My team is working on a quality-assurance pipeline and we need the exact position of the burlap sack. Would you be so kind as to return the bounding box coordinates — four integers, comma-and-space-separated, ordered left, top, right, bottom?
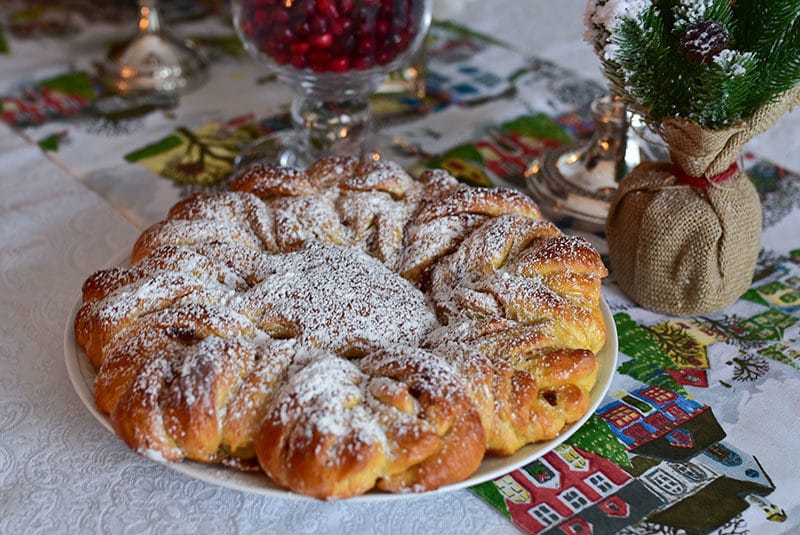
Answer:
606, 89, 800, 316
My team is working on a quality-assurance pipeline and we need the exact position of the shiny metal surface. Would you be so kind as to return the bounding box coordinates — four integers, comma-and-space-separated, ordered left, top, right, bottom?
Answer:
100, 0, 207, 96
526, 95, 658, 231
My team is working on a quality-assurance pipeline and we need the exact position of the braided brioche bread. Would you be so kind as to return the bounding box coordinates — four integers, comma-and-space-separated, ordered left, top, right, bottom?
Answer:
75, 158, 608, 499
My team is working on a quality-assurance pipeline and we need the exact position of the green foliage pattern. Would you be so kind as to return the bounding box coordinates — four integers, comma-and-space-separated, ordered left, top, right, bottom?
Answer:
590, 0, 800, 128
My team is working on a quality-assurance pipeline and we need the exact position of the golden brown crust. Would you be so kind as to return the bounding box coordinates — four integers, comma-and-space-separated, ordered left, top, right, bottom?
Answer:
132, 219, 262, 263
414, 186, 542, 224
74, 158, 608, 499
339, 160, 416, 200
305, 156, 363, 188
361, 348, 486, 493
228, 163, 318, 198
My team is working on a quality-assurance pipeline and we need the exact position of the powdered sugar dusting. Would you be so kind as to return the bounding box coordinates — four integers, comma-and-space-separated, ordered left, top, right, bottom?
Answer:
230, 243, 438, 355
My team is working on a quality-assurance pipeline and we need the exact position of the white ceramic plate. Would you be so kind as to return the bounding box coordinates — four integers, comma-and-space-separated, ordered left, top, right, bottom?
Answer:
65, 293, 617, 502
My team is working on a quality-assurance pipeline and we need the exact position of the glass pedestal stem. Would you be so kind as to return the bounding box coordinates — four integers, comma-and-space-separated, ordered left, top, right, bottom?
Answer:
291, 94, 372, 163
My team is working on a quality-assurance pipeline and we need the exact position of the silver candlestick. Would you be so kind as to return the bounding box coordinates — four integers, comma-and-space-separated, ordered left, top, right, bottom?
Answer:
100, 0, 207, 96
526, 94, 662, 231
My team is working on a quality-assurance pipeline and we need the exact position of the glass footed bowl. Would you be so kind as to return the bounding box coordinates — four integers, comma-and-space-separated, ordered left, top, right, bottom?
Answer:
231, 0, 432, 168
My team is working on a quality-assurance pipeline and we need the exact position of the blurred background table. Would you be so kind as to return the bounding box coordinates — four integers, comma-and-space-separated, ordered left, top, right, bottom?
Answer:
2, 1, 799, 534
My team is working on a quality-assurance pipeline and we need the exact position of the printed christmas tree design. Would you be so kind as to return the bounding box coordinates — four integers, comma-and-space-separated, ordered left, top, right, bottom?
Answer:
649, 321, 717, 369
471, 480, 513, 519
644, 319, 729, 388
726, 352, 770, 383
649, 323, 701, 366
566, 414, 632, 468
566, 414, 631, 467
614, 314, 686, 394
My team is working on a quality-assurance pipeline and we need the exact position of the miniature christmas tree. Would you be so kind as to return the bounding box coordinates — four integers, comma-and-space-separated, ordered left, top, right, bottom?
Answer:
586, 0, 800, 315
585, 0, 800, 128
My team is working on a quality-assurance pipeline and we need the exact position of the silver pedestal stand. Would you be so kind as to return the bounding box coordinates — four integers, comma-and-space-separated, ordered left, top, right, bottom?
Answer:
100, 0, 207, 96
526, 95, 662, 231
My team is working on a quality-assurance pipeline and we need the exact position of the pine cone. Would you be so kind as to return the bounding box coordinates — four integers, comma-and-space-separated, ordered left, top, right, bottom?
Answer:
678, 21, 731, 66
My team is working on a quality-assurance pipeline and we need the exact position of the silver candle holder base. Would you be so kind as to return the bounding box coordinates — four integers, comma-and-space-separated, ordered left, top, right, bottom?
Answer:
100, 1, 207, 96
526, 95, 662, 231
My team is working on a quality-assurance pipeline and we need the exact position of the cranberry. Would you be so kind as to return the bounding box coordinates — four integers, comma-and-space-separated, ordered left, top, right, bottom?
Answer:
291, 42, 310, 54
253, 8, 270, 25
356, 35, 375, 55
329, 17, 352, 36
295, 0, 316, 15
240, 0, 422, 73
395, 30, 409, 48
271, 8, 290, 23
378, 4, 392, 19
291, 18, 312, 36
330, 34, 356, 55
291, 54, 308, 69
273, 52, 290, 65
339, 0, 355, 14
316, 0, 339, 18
329, 57, 351, 71
277, 26, 294, 42
310, 32, 334, 48
310, 14, 329, 33
352, 56, 374, 70
308, 49, 332, 71
375, 48, 393, 65
375, 18, 390, 37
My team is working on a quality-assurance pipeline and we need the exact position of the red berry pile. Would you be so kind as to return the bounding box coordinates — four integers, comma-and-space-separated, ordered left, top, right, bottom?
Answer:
239, 0, 424, 73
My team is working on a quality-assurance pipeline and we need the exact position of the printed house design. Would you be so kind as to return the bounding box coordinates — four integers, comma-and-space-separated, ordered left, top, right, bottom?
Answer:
729, 308, 799, 343
596, 387, 777, 534
493, 444, 662, 534
639, 441, 777, 534
486, 385, 780, 535
598, 385, 726, 461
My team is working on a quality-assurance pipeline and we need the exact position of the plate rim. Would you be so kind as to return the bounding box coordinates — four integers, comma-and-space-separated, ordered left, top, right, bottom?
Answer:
64, 277, 617, 503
